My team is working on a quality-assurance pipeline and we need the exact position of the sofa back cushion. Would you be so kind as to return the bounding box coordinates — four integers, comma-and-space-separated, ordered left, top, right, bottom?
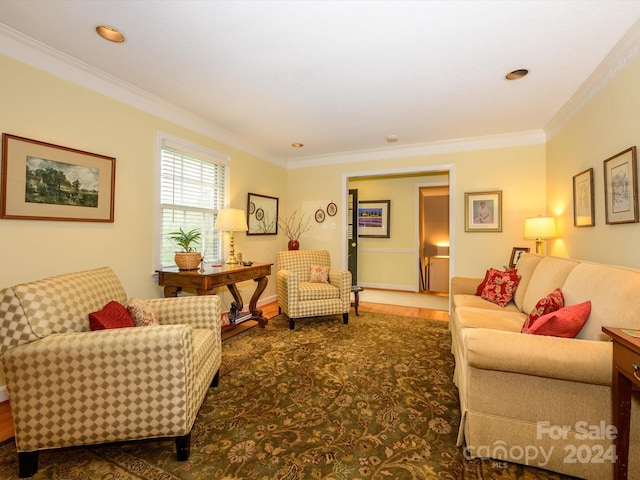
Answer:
563, 262, 640, 340
12, 267, 127, 338
513, 253, 544, 311
276, 250, 331, 281
521, 256, 579, 314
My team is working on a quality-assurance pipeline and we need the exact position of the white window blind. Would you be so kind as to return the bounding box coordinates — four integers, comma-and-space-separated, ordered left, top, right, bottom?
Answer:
158, 140, 228, 268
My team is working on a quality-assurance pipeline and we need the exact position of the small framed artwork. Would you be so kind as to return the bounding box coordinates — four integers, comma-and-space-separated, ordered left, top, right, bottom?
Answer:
464, 191, 502, 232
604, 146, 638, 225
509, 247, 530, 269
1, 133, 115, 222
573, 168, 595, 227
326, 201, 337, 216
246, 192, 278, 235
358, 200, 390, 238
315, 208, 325, 223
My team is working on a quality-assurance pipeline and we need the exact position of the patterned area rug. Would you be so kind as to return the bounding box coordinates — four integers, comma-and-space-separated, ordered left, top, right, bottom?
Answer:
0, 313, 575, 479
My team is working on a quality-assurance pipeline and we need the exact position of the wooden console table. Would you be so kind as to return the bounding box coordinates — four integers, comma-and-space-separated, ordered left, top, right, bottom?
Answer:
157, 263, 272, 338
602, 326, 640, 480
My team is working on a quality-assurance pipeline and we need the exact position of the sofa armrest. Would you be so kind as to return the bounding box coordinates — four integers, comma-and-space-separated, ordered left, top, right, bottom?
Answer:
329, 268, 352, 301
463, 328, 612, 386
146, 295, 221, 330
2, 325, 200, 451
451, 276, 483, 296
276, 269, 298, 305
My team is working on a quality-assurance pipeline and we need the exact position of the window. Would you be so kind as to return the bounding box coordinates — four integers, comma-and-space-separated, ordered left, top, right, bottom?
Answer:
156, 135, 229, 268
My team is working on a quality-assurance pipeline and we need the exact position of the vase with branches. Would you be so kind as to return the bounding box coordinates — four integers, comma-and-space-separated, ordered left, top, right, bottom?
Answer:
278, 211, 312, 250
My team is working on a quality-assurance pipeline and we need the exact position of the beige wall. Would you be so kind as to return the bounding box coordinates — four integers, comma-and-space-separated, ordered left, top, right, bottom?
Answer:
287, 143, 547, 281
546, 55, 640, 268
0, 55, 285, 307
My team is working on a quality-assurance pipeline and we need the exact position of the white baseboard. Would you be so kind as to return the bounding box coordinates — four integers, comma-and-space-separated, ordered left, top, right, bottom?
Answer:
257, 294, 277, 306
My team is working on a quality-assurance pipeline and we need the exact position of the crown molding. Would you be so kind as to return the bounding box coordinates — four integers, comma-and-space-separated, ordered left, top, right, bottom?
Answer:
545, 18, 640, 140
0, 24, 286, 168
286, 130, 546, 169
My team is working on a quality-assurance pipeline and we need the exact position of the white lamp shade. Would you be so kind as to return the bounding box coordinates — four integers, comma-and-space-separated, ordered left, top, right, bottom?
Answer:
523, 216, 556, 239
214, 208, 248, 232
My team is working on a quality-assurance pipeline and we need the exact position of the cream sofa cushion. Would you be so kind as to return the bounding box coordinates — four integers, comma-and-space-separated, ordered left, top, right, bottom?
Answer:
512, 253, 544, 310
521, 256, 579, 314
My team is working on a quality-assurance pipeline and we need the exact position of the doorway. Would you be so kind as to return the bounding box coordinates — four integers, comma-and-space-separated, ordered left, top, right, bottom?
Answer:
342, 166, 454, 294
419, 186, 450, 293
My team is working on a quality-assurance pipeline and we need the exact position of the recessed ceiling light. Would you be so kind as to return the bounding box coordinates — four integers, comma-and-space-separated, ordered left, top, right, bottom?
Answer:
505, 69, 529, 80
96, 25, 126, 43
292, 143, 304, 148
387, 135, 399, 143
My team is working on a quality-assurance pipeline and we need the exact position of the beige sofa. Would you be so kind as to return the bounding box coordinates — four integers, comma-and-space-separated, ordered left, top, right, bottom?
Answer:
0, 267, 221, 478
450, 253, 640, 479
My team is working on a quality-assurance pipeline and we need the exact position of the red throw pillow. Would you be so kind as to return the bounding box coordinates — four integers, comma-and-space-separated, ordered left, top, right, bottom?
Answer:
89, 301, 135, 330
480, 269, 521, 307
525, 301, 591, 338
475, 268, 497, 296
521, 288, 565, 333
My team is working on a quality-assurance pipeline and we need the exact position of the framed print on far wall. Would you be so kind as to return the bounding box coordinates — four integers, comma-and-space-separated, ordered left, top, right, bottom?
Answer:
573, 168, 595, 227
464, 191, 502, 232
358, 200, 390, 238
1, 133, 115, 222
604, 146, 639, 225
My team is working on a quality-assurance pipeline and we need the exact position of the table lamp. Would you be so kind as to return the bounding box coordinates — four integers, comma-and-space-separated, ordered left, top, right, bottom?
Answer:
214, 208, 248, 264
524, 216, 556, 255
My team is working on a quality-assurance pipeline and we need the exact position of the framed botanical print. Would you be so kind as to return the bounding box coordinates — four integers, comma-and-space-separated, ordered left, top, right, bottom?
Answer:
604, 146, 638, 225
573, 168, 595, 227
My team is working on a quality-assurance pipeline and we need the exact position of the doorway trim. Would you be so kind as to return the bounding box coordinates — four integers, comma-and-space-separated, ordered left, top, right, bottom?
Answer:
340, 164, 455, 288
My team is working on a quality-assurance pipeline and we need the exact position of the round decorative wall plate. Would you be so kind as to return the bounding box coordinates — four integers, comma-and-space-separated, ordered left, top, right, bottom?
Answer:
327, 202, 337, 216
315, 208, 325, 223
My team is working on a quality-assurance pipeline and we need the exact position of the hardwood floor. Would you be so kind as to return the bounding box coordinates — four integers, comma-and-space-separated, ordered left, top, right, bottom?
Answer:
0, 299, 448, 443
0, 401, 13, 443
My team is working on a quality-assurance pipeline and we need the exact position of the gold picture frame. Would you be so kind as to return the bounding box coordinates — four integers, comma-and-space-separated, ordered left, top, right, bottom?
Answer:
464, 191, 502, 232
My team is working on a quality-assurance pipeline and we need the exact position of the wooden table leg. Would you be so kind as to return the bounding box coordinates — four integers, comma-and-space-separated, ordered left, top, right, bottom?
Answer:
164, 285, 182, 297
613, 368, 632, 479
226, 283, 244, 311
250, 275, 269, 327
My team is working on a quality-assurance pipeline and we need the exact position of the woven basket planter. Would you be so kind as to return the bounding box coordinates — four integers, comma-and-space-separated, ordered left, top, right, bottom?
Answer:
174, 252, 202, 270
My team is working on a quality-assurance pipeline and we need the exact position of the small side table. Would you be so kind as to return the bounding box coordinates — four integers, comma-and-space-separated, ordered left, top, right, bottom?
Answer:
602, 326, 640, 480
351, 285, 364, 316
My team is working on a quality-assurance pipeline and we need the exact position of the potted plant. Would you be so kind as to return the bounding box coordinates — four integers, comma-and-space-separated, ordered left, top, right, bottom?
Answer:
168, 227, 202, 270
277, 211, 312, 250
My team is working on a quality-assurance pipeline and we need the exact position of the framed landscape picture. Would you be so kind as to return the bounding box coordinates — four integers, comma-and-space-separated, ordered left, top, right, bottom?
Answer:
357, 200, 390, 238
604, 146, 638, 225
1, 134, 115, 222
464, 191, 502, 232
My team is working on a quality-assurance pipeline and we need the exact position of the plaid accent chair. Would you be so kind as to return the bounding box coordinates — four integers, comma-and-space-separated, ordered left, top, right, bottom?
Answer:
0, 267, 221, 478
276, 250, 352, 330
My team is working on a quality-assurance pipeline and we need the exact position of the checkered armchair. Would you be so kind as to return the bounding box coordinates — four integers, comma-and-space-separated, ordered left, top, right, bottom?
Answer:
0, 267, 221, 478
276, 250, 352, 330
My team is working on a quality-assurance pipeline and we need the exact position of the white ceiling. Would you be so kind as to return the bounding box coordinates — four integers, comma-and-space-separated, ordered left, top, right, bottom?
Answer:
2, 1, 640, 165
